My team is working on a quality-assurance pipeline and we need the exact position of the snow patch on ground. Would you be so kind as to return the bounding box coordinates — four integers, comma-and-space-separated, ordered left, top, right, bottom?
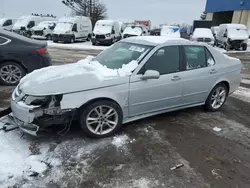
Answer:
111, 135, 129, 148
241, 78, 250, 85
232, 87, 250, 103
47, 41, 109, 51
0, 128, 61, 187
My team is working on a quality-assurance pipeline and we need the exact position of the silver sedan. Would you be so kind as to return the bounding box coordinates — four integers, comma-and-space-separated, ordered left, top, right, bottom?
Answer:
9, 36, 241, 138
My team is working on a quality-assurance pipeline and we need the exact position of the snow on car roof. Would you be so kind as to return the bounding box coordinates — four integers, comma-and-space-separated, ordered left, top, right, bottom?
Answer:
122, 36, 188, 46
221, 24, 247, 29
96, 20, 116, 25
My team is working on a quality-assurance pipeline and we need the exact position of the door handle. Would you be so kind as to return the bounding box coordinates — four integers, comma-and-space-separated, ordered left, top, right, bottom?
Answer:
210, 69, 217, 74
171, 76, 181, 81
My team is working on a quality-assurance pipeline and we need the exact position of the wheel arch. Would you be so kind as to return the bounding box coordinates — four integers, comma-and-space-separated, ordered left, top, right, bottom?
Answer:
207, 80, 230, 99
77, 97, 124, 118
0, 59, 28, 73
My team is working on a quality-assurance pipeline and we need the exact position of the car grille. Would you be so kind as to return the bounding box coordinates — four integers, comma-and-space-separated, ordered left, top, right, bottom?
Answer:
123, 34, 137, 38
197, 38, 212, 42
96, 35, 105, 39
34, 30, 44, 36
230, 40, 243, 48
204, 38, 212, 42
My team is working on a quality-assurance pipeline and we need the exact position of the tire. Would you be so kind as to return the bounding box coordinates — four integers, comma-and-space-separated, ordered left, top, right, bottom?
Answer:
53, 40, 58, 43
92, 42, 96, 46
205, 83, 228, 112
70, 36, 75, 43
87, 34, 91, 41
46, 34, 52, 40
224, 43, 229, 51
242, 44, 247, 51
79, 100, 123, 138
0, 61, 26, 86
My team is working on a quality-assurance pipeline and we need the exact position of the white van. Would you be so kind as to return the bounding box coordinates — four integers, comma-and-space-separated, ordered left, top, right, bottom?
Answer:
31, 21, 57, 40
160, 25, 181, 38
216, 24, 249, 51
0, 18, 17, 31
53, 16, 92, 43
91, 20, 121, 45
13, 14, 56, 38
122, 24, 148, 38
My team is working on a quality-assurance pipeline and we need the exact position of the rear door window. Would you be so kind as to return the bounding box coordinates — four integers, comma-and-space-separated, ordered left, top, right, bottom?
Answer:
3, 20, 12, 26
184, 46, 206, 70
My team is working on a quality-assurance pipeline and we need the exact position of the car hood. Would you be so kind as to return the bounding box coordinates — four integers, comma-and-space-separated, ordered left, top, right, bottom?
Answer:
19, 57, 138, 96
32, 26, 45, 31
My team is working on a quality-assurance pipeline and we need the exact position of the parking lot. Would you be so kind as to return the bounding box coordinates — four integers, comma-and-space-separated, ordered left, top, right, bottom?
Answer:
0, 47, 250, 188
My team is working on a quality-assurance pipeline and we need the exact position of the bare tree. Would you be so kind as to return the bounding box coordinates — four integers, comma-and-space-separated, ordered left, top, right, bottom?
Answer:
62, 0, 107, 25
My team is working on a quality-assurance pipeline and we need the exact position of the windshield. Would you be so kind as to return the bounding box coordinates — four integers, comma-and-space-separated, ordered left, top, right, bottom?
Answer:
37, 21, 51, 28
95, 42, 153, 69
54, 22, 72, 31
14, 18, 29, 27
193, 28, 213, 38
228, 28, 248, 37
123, 26, 143, 34
94, 24, 112, 33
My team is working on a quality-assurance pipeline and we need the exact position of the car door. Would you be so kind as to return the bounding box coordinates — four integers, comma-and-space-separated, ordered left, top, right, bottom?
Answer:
128, 45, 183, 117
181, 45, 218, 105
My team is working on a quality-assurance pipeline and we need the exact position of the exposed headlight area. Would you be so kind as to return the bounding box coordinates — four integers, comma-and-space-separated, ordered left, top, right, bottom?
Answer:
106, 33, 111, 37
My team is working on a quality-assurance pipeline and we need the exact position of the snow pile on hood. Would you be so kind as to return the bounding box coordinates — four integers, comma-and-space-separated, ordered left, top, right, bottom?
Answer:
193, 28, 214, 39
20, 56, 138, 88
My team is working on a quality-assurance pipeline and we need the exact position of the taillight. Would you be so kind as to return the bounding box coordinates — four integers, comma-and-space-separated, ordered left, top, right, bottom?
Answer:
36, 48, 47, 54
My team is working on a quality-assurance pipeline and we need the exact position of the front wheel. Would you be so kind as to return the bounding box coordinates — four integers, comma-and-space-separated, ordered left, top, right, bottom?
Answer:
205, 83, 228, 111
242, 44, 247, 51
79, 100, 123, 138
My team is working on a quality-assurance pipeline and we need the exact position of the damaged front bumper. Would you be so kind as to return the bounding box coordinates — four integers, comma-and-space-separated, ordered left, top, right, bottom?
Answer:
10, 99, 40, 136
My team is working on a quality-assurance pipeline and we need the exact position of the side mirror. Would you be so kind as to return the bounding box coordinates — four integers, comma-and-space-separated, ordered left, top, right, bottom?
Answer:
141, 70, 160, 80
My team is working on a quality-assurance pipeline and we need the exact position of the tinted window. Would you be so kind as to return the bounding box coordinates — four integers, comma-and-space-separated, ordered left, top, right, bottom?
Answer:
144, 46, 180, 75
3, 20, 12, 26
72, 24, 77, 31
205, 48, 215, 66
28, 21, 35, 28
0, 36, 8, 44
184, 46, 206, 70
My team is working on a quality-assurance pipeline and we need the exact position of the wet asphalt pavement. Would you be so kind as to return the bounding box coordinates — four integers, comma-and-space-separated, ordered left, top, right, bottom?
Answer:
1, 48, 250, 188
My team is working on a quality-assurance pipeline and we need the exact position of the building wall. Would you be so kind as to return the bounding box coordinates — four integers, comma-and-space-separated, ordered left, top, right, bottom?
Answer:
206, 0, 250, 12
232, 10, 250, 28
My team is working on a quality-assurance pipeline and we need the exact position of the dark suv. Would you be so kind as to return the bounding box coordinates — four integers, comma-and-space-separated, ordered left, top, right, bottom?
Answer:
0, 29, 52, 85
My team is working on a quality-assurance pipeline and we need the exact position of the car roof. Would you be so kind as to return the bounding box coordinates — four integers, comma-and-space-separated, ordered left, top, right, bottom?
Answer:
121, 36, 193, 46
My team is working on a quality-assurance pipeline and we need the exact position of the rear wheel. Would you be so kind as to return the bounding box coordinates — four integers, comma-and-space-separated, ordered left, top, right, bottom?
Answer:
205, 83, 228, 111
79, 100, 123, 138
0, 62, 26, 86
53, 40, 58, 43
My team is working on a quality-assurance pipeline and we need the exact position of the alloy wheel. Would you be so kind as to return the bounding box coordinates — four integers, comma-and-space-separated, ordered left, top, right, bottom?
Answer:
86, 105, 118, 135
210, 86, 226, 109
0, 65, 22, 84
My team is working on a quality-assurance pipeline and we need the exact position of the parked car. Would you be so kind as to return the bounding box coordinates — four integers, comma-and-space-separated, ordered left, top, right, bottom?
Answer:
150, 28, 161, 36
53, 16, 92, 43
13, 14, 56, 38
91, 20, 121, 45
0, 29, 52, 85
31, 21, 57, 40
122, 24, 148, 38
190, 28, 214, 45
160, 26, 181, 38
216, 24, 249, 51
7, 36, 241, 138
0, 18, 17, 31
